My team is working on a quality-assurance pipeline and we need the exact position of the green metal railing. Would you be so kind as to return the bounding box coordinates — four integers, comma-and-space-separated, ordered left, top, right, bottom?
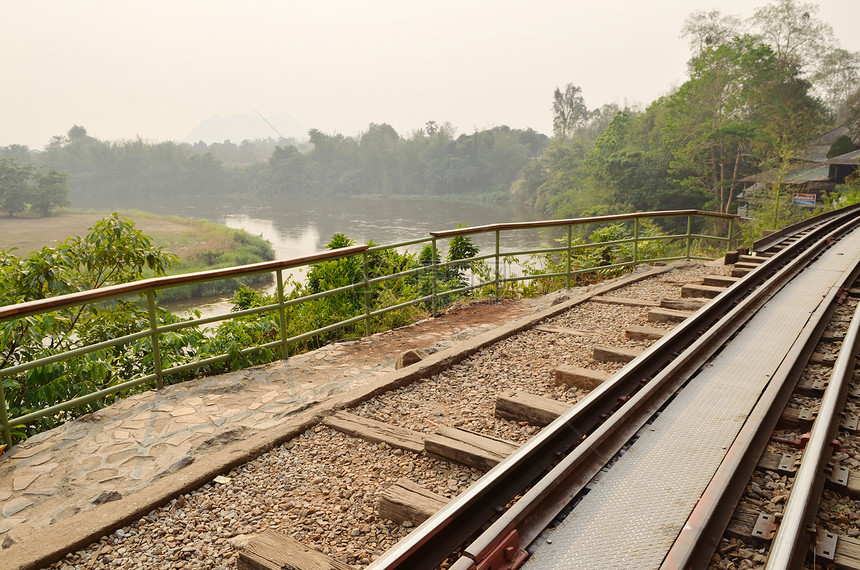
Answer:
0, 209, 736, 447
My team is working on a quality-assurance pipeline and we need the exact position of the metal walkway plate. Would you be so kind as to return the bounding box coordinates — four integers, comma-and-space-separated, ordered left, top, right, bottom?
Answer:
524, 229, 860, 569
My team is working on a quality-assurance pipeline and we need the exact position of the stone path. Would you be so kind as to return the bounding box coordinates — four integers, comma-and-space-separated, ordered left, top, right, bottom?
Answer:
0, 296, 553, 566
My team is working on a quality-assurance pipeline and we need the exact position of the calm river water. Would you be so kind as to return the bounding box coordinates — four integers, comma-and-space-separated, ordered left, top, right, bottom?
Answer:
134, 195, 551, 315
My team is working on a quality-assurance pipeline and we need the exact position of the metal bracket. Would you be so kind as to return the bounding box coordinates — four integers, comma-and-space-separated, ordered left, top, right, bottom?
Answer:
840, 415, 859, 431
810, 378, 829, 391
814, 529, 838, 561
777, 453, 798, 474
752, 513, 778, 541
476, 529, 528, 570
828, 465, 849, 487
798, 408, 817, 421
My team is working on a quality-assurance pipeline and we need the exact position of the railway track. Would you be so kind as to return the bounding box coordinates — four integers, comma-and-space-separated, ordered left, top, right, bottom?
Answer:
372, 205, 860, 570
38, 206, 860, 570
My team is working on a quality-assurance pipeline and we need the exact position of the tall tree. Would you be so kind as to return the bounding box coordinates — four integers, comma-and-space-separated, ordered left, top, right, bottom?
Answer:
681, 10, 744, 57
552, 84, 588, 140
0, 158, 32, 216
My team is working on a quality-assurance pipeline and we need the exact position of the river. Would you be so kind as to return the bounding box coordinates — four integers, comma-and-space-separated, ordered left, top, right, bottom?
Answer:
133, 195, 551, 316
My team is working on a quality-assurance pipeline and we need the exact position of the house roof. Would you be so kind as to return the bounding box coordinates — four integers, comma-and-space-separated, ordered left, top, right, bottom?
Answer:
739, 163, 831, 184
827, 149, 860, 165
796, 125, 859, 163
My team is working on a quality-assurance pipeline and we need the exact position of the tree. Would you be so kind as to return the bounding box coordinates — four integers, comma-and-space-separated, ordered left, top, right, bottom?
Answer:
0, 158, 32, 216
29, 166, 70, 216
552, 84, 589, 140
662, 36, 824, 213
751, 0, 859, 113
681, 10, 744, 57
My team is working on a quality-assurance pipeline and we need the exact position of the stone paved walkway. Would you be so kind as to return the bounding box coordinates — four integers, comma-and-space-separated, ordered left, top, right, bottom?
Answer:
0, 296, 556, 567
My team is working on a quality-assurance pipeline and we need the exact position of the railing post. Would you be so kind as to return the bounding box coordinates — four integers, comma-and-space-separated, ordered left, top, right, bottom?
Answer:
494, 229, 500, 302
431, 237, 438, 316
727, 216, 735, 252
566, 225, 572, 289
276, 270, 289, 360
685, 215, 693, 259
362, 251, 371, 337
633, 217, 640, 267
0, 370, 12, 448
146, 291, 164, 390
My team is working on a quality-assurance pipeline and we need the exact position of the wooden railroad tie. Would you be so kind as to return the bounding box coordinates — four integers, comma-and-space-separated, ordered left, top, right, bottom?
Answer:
702, 275, 740, 288
726, 506, 860, 569
625, 326, 667, 340
590, 295, 660, 307
660, 297, 707, 311
323, 411, 519, 471
238, 530, 353, 570
649, 308, 694, 323
731, 267, 753, 278
424, 427, 518, 471
593, 344, 643, 364
554, 365, 611, 390
758, 450, 860, 499
377, 478, 447, 526
681, 283, 726, 299
495, 391, 570, 426
322, 411, 424, 454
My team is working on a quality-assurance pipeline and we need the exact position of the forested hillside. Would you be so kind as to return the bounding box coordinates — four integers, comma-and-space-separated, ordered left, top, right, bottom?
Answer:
518, 1, 860, 228
0, 123, 547, 207
1, 0, 858, 227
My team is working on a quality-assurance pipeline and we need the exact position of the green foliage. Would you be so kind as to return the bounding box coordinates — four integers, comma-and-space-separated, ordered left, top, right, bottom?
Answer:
0, 158, 69, 217
827, 135, 855, 158
518, 221, 671, 294
0, 215, 181, 440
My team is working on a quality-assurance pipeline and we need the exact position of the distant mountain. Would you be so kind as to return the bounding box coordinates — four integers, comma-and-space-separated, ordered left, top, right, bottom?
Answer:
185, 112, 308, 144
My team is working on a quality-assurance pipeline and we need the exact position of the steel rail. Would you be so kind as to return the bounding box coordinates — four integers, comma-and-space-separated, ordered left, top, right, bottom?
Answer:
663, 222, 860, 569
455, 215, 860, 570
368, 208, 852, 570
764, 283, 860, 568
753, 203, 860, 253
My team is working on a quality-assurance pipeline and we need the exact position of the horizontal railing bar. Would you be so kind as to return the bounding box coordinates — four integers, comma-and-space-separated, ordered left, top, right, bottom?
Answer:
0, 245, 369, 323
0, 329, 154, 378
9, 373, 160, 426
430, 210, 737, 238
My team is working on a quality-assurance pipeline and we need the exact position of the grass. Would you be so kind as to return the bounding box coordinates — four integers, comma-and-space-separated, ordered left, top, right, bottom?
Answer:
0, 209, 276, 300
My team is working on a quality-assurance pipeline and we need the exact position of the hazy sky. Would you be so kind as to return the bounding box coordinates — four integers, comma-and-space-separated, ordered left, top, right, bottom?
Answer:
3, 0, 860, 148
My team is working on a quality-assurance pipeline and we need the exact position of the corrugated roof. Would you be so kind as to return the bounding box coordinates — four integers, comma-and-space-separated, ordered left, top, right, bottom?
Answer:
796, 125, 859, 163
740, 163, 831, 184
827, 149, 860, 165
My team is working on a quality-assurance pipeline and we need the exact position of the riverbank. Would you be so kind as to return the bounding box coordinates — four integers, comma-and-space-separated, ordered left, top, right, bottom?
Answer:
0, 209, 275, 301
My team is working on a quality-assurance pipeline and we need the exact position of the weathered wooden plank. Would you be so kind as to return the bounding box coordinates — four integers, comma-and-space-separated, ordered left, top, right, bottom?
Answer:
238, 530, 353, 570
702, 275, 740, 287
737, 254, 766, 264
734, 262, 761, 270
534, 324, 595, 336
322, 411, 424, 454
591, 296, 659, 307
425, 427, 517, 471
835, 534, 860, 569
593, 345, 643, 364
731, 267, 752, 278
757, 450, 797, 474
778, 407, 814, 429
554, 365, 610, 389
625, 325, 667, 340
649, 308, 693, 323
660, 297, 707, 311
377, 478, 447, 525
725, 506, 770, 542
681, 283, 725, 299
808, 352, 836, 366
495, 391, 569, 426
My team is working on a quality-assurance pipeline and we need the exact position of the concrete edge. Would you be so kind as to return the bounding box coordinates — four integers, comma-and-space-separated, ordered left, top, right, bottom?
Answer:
2, 264, 676, 570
